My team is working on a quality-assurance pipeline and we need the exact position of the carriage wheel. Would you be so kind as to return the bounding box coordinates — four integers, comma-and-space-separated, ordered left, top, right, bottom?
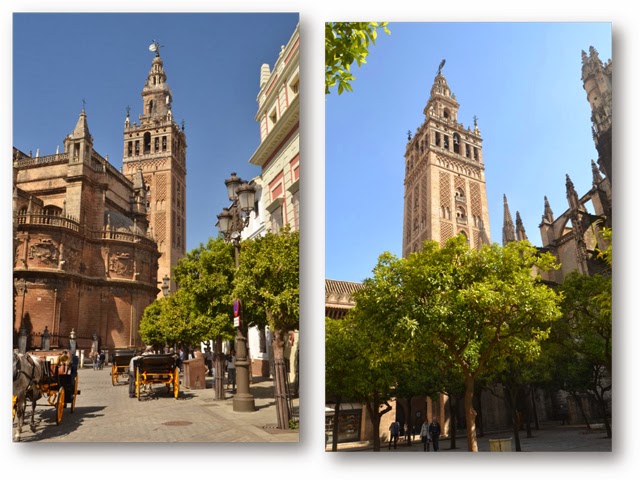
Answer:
174, 367, 180, 399
70, 375, 79, 413
56, 388, 65, 425
47, 389, 56, 406
111, 365, 117, 386
136, 370, 141, 401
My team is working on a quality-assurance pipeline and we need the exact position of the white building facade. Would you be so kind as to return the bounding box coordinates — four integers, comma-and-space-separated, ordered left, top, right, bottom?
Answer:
245, 24, 300, 384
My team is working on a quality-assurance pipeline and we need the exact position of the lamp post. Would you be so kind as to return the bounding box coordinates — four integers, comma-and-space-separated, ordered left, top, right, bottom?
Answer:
217, 172, 256, 412
160, 274, 170, 353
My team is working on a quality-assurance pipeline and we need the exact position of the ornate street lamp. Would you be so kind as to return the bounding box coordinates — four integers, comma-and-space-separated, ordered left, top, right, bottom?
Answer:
217, 172, 256, 412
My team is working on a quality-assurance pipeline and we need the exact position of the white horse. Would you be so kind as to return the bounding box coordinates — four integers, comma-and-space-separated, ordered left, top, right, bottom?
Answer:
13, 352, 43, 441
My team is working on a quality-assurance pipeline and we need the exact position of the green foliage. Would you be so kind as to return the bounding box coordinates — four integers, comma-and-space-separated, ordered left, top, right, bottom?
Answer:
325, 22, 390, 95
233, 227, 299, 333
288, 419, 299, 430
559, 272, 612, 375
139, 237, 236, 347
404, 237, 562, 378
173, 237, 236, 341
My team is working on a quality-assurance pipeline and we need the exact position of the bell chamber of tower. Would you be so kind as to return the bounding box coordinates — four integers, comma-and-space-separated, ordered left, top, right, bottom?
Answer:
122, 50, 187, 295
402, 68, 491, 258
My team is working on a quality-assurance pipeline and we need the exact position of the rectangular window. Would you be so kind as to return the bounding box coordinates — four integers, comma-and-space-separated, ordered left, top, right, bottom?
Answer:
134, 141, 140, 156
271, 206, 283, 233
127, 141, 133, 157
292, 190, 300, 230
155, 137, 159, 152
162, 136, 167, 152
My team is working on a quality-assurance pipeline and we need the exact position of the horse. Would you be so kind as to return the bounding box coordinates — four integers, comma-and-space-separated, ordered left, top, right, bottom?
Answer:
12, 352, 44, 441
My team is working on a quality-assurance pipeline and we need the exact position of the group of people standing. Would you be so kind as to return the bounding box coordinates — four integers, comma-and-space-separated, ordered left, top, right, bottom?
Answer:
202, 347, 237, 392
388, 417, 442, 451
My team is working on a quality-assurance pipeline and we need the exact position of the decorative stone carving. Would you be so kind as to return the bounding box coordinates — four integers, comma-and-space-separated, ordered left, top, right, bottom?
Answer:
29, 239, 59, 265
109, 252, 133, 276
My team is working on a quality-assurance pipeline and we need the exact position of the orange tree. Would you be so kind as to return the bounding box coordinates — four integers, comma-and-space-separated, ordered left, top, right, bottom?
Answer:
403, 236, 562, 452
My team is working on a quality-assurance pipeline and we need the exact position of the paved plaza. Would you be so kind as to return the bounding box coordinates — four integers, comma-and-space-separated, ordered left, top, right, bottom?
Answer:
328, 423, 612, 452
15, 366, 299, 443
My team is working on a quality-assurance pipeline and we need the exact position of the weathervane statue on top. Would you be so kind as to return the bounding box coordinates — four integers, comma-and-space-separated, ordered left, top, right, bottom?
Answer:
437, 59, 446, 75
149, 40, 162, 57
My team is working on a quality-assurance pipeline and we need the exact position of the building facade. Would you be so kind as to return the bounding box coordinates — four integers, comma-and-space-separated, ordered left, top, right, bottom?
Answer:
122, 48, 187, 294
13, 47, 186, 351
402, 69, 490, 257
245, 24, 300, 380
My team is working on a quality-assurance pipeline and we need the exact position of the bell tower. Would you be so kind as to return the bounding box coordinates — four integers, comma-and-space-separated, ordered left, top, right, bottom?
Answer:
122, 44, 187, 295
402, 63, 490, 257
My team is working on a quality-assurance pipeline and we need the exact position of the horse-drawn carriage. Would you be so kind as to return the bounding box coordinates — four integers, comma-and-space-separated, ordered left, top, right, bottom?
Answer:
12, 351, 80, 441
111, 349, 136, 386
134, 354, 180, 401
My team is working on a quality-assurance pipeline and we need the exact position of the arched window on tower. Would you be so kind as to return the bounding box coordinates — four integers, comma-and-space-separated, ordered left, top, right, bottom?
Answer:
459, 230, 470, 245
444, 135, 450, 150
435, 132, 441, 147
455, 187, 465, 201
143, 132, 151, 154
453, 133, 461, 154
456, 206, 467, 224
148, 100, 154, 114
443, 108, 450, 120
466, 144, 471, 158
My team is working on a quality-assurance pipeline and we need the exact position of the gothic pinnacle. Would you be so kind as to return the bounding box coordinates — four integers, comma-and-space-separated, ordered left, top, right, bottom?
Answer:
502, 194, 516, 245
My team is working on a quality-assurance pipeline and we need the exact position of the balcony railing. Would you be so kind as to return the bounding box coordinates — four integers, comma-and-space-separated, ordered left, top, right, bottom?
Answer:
16, 212, 156, 248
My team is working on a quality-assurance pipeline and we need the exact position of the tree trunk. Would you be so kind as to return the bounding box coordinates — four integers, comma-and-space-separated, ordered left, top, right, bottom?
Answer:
594, 390, 612, 438
332, 399, 341, 452
367, 393, 381, 452
573, 392, 591, 428
523, 386, 532, 438
474, 383, 484, 437
213, 336, 225, 400
405, 398, 413, 447
530, 387, 540, 430
505, 385, 522, 452
449, 394, 457, 449
463, 376, 478, 452
272, 329, 290, 429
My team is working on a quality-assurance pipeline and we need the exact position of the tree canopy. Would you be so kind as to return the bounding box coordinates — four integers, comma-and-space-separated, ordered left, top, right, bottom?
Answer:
325, 22, 390, 95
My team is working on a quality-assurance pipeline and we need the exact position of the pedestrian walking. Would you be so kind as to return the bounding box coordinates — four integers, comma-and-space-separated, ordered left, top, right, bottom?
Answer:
227, 350, 236, 392
559, 403, 569, 425
420, 420, 430, 452
388, 420, 400, 450
204, 347, 213, 376
429, 417, 441, 452
99, 350, 105, 370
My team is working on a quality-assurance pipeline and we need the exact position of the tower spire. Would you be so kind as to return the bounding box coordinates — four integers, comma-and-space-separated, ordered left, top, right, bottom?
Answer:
591, 159, 603, 185
566, 174, 580, 210
542, 196, 554, 223
502, 194, 516, 245
515, 211, 528, 241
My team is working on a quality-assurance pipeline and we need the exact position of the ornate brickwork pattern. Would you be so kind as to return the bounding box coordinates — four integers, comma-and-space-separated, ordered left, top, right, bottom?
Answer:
470, 182, 482, 216
454, 176, 465, 195
155, 212, 166, 243
406, 191, 413, 246
155, 173, 167, 201
439, 171, 451, 210
421, 174, 429, 233
474, 230, 482, 249
440, 221, 453, 246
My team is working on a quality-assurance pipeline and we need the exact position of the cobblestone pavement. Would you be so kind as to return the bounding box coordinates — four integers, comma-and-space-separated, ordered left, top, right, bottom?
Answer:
328, 423, 612, 452
14, 366, 299, 443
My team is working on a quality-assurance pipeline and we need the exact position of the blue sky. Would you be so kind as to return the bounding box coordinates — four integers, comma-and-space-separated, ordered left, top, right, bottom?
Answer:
13, 12, 299, 252
326, 22, 612, 283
